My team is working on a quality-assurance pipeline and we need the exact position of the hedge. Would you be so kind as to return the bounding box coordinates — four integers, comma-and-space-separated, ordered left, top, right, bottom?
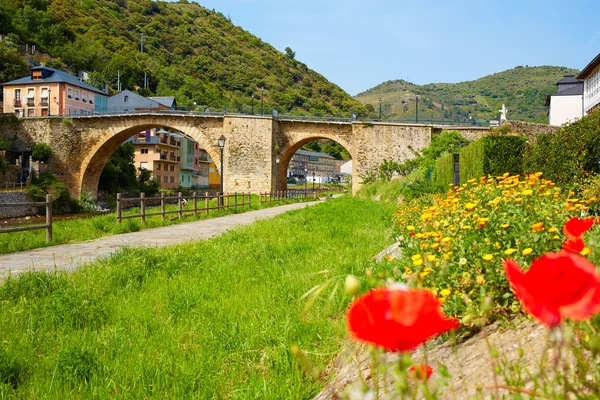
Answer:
435, 152, 455, 187
523, 110, 600, 184
460, 135, 527, 182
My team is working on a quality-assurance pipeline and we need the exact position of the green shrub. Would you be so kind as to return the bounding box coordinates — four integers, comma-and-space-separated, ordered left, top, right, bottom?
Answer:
0, 137, 11, 151
435, 152, 455, 187
523, 111, 600, 184
31, 143, 52, 162
378, 159, 399, 182
420, 131, 469, 173
28, 173, 71, 212
401, 179, 445, 201
460, 135, 527, 182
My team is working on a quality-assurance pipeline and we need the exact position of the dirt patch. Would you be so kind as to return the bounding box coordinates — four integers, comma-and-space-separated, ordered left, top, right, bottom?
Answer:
314, 318, 556, 399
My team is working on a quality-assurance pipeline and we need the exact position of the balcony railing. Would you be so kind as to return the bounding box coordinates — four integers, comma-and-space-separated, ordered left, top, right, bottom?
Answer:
40, 99, 49, 106
14, 100, 21, 107
160, 154, 167, 160
26, 100, 35, 107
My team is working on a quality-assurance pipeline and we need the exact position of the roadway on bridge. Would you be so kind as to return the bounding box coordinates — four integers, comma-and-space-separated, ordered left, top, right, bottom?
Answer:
0, 199, 328, 279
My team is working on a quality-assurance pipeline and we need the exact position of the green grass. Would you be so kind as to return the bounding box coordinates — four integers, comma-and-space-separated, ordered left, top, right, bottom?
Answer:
356, 169, 423, 203
0, 194, 333, 255
0, 196, 396, 398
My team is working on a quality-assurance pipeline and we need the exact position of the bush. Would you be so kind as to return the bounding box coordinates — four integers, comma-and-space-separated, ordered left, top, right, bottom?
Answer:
460, 136, 527, 183
378, 159, 399, 182
401, 179, 445, 201
0, 137, 11, 151
420, 131, 469, 174
435, 153, 456, 187
523, 111, 600, 184
28, 173, 71, 213
31, 143, 52, 162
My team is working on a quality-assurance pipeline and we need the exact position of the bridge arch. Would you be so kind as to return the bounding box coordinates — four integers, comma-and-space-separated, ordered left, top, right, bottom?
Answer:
275, 122, 354, 191
78, 117, 224, 197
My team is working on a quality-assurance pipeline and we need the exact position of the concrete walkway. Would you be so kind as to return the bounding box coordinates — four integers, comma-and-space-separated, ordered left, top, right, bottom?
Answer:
0, 200, 325, 278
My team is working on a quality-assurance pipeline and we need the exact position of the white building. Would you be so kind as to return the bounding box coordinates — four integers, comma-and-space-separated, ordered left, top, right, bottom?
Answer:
578, 53, 600, 115
340, 160, 352, 175
545, 75, 584, 126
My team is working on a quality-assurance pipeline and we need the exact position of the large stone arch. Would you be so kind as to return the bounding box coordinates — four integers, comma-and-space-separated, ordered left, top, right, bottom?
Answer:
78, 116, 224, 198
275, 121, 354, 191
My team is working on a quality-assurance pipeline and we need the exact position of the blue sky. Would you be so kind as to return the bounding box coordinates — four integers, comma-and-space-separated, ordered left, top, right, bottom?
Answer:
193, 0, 600, 95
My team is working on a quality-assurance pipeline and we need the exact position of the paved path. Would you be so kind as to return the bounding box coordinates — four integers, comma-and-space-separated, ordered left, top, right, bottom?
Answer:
0, 200, 324, 278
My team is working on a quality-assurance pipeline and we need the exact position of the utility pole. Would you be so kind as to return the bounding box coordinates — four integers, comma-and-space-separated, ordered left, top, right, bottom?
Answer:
140, 33, 145, 53
261, 86, 264, 115
117, 70, 121, 92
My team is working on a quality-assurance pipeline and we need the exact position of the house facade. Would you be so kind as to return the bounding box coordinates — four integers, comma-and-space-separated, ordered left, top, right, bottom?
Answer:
128, 128, 182, 189
578, 53, 600, 115
107, 90, 173, 113
1, 66, 108, 117
545, 74, 584, 126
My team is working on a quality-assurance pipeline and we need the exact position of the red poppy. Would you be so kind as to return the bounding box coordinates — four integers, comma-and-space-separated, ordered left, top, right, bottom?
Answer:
346, 287, 459, 352
409, 232, 416, 237
563, 217, 595, 239
504, 251, 600, 327
563, 237, 585, 253
408, 364, 433, 381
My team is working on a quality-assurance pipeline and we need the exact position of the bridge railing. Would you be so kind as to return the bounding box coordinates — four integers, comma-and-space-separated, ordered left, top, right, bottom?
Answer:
116, 191, 252, 224
0, 182, 27, 192
0, 194, 53, 242
259, 186, 345, 204
19, 108, 491, 127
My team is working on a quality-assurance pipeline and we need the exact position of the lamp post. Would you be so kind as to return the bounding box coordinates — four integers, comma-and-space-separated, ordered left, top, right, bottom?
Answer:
304, 167, 308, 194
218, 135, 226, 206
379, 98, 382, 120
312, 171, 315, 192
251, 93, 254, 115
275, 156, 280, 192
416, 95, 419, 123
261, 86, 264, 115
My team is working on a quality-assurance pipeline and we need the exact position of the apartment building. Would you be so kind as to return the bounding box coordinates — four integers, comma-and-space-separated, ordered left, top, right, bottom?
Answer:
2, 66, 108, 117
578, 52, 600, 115
288, 149, 338, 183
128, 128, 182, 189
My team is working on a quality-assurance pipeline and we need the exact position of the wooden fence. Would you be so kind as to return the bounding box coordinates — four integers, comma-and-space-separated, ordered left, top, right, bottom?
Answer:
116, 192, 251, 224
259, 187, 343, 204
0, 194, 53, 242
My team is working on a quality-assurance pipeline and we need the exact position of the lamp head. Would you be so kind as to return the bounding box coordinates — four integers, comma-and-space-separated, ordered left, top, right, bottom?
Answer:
217, 135, 226, 148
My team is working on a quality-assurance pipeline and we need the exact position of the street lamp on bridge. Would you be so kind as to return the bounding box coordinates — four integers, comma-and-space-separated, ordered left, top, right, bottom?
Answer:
218, 135, 226, 207
261, 86, 264, 115
304, 167, 308, 194
275, 156, 280, 192
379, 98, 382, 120
312, 171, 315, 192
251, 93, 255, 115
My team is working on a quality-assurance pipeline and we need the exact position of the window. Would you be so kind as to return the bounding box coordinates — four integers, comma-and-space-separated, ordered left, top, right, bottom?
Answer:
209, 167, 215, 173
188, 176, 191, 183
14, 109, 23, 117
67, 88, 72, 99
181, 175, 184, 182
156, 175, 160, 182
27, 109, 34, 117
170, 165, 175, 172
155, 163, 160, 170
124, 95, 129, 103
141, 148, 149, 154
140, 162, 148, 169
89, 94, 94, 105
14, 89, 21, 107
75, 90, 80, 101
26, 88, 35, 106
40, 87, 49, 106
164, 164, 168, 171
163, 176, 168, 183
170, 176, 174, 183
82, 92, 87, 103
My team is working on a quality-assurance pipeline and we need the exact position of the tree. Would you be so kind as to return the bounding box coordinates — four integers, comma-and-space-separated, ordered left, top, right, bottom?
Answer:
285, 47, 295, 60
137, 168, 160, 196
98, 143, 138, 194
31, 143, 52, 162
0, 43, 29, 86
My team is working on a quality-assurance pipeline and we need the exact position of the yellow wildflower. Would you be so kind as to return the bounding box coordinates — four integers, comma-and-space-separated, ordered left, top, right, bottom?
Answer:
522, 248, 533, 256
411, 254, 422, 261
427, 255, 436, 262
504, 248, 516, 255
440, 289, 451, 297
482, 254, 493, 261
580, 247, 591, 256
476, 275, 486, 285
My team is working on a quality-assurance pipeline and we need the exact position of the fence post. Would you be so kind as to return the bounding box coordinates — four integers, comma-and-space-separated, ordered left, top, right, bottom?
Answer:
193, 192, 198, 215
234, 192, 238, 210
178, 192, 183, 219
161, 192, 166, 221
242, 192, 245, 208
45, 194, 52, 243
216, 192, 220, 212
117, 193, 122, 224
226, 192, 230, 210
205, 191, 210, 214
140, 192, 146, 224
248, 192, 251, 208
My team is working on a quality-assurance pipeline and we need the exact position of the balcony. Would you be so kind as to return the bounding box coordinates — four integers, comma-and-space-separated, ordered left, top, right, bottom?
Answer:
160, 154, 167, 160
13, 100, 21, 107
26, 99, 35, 107
40, 99, 49, 107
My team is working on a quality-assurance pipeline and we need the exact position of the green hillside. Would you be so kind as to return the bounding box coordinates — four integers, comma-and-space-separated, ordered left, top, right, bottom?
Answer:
0, 0, 367, 117
355, 66, 579, 124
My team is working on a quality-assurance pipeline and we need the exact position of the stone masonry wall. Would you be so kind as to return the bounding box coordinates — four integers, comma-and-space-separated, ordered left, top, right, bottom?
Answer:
351, 123, 432, 194
0, 192, 36, 219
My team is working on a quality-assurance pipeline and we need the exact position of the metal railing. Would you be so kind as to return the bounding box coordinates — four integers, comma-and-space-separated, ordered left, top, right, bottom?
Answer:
116, 191, 251, 224
259, 186, 344, 204
0, 194, 53, 242
0, 182, 26, 192
16, 107, 491, 127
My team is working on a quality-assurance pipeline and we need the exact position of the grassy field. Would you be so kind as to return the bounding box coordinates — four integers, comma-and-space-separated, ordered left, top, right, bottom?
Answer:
0, 196, 395, 399
0, 194, 325, 255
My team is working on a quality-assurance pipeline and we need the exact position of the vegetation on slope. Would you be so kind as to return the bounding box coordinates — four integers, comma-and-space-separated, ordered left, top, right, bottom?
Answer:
0, 0, 367, 116
0, 197, 395, 398
356, 66, 579, 124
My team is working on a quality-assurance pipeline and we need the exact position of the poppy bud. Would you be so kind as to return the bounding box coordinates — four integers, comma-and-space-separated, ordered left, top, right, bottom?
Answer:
344, 275, 360, 296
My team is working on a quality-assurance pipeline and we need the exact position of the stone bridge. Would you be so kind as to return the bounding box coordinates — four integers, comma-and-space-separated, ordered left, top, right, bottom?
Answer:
0, 113, 491, 198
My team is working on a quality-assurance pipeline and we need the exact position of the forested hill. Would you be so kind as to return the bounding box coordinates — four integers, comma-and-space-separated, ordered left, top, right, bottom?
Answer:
355, 66, 579, 124
0, 0, 367, 116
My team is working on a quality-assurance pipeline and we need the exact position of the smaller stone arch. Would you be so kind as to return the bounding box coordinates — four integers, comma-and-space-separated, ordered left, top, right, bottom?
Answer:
276, 135, 353, 192
78, 119, 222, 198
